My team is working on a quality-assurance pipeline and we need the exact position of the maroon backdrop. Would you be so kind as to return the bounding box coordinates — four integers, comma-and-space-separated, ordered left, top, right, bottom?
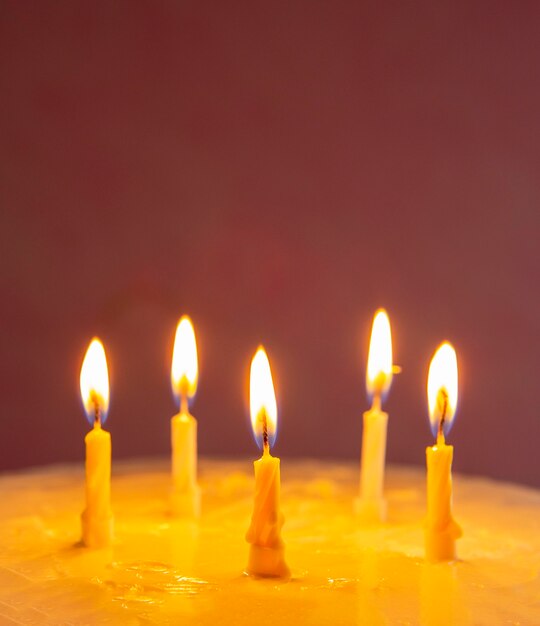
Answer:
1, 2, 539, 486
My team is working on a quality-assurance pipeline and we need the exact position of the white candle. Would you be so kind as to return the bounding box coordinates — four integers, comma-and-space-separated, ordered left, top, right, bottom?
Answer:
356, 309, 394, 522
425, 342, 462, 562
170, 316, 201, 517
359, 398, 388, 508
79, 338, 114, 548
245, 346, 290, 578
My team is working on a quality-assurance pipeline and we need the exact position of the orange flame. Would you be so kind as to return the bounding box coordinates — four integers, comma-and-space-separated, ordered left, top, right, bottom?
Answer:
171, 316, 199, 405
427, 342, 458, 438
366, 309, 393, 399
249, 346, 278, 449
80, 338, 110, 424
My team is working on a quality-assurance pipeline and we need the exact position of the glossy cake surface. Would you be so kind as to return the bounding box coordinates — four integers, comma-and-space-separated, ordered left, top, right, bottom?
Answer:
0, 458, 539, 625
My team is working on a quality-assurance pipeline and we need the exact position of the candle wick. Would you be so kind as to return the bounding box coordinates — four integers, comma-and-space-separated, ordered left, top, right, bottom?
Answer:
180, 393, 189, 415
261, 410, 269, 453
371, 393, 382, 412
92, 396, 101, 428
437, 389, 448, 445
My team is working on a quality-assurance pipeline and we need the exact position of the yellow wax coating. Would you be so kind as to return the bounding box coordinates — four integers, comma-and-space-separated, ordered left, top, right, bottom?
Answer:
357, 407, 388, 521
245, 448, 290, 578
425, 441, 462, 562
81, 423, 113, 548
170, 412, 200, 517
3, 459, 540, 625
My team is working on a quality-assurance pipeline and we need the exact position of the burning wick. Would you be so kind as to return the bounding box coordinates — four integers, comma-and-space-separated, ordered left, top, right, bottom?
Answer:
178, 376, 190, 414
437, 388, 449, 445
370, 365, 401, 412
260, 409, 269, 453
181, 392, 188, 415
369, 373, 385, 412
91, 392, 101, 427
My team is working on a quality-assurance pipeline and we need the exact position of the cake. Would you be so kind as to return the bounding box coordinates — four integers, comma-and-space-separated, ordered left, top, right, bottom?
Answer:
0, 458, 539, 625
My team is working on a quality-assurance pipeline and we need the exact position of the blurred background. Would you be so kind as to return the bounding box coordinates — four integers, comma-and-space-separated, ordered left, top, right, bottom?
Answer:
1, 2, 539, 486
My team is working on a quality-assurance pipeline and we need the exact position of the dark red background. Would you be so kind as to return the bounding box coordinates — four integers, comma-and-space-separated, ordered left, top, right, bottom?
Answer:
1, 2, 539, 486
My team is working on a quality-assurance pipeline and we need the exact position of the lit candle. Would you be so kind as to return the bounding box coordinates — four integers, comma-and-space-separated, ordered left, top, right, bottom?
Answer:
170, 315, 201, 517
425, 341, 462, 562
245, 346, 290, 578
356, 309, 394, 522
79, 338, 114, 548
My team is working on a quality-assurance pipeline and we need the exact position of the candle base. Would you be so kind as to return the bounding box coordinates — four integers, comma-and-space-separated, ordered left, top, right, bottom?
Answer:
170, 485, 201, 518
81, 510, 114, 548
354, 497, 387, 523
246, 544, 290, 579
425, 522, 462, 562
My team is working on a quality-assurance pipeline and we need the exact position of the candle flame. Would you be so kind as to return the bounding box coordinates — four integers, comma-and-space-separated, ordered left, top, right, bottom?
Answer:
171, 315, 199, 405
249, 346, 278, 450
427, 341, 458, 438
366, 309, 393, 400
80, 338, 110, 425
